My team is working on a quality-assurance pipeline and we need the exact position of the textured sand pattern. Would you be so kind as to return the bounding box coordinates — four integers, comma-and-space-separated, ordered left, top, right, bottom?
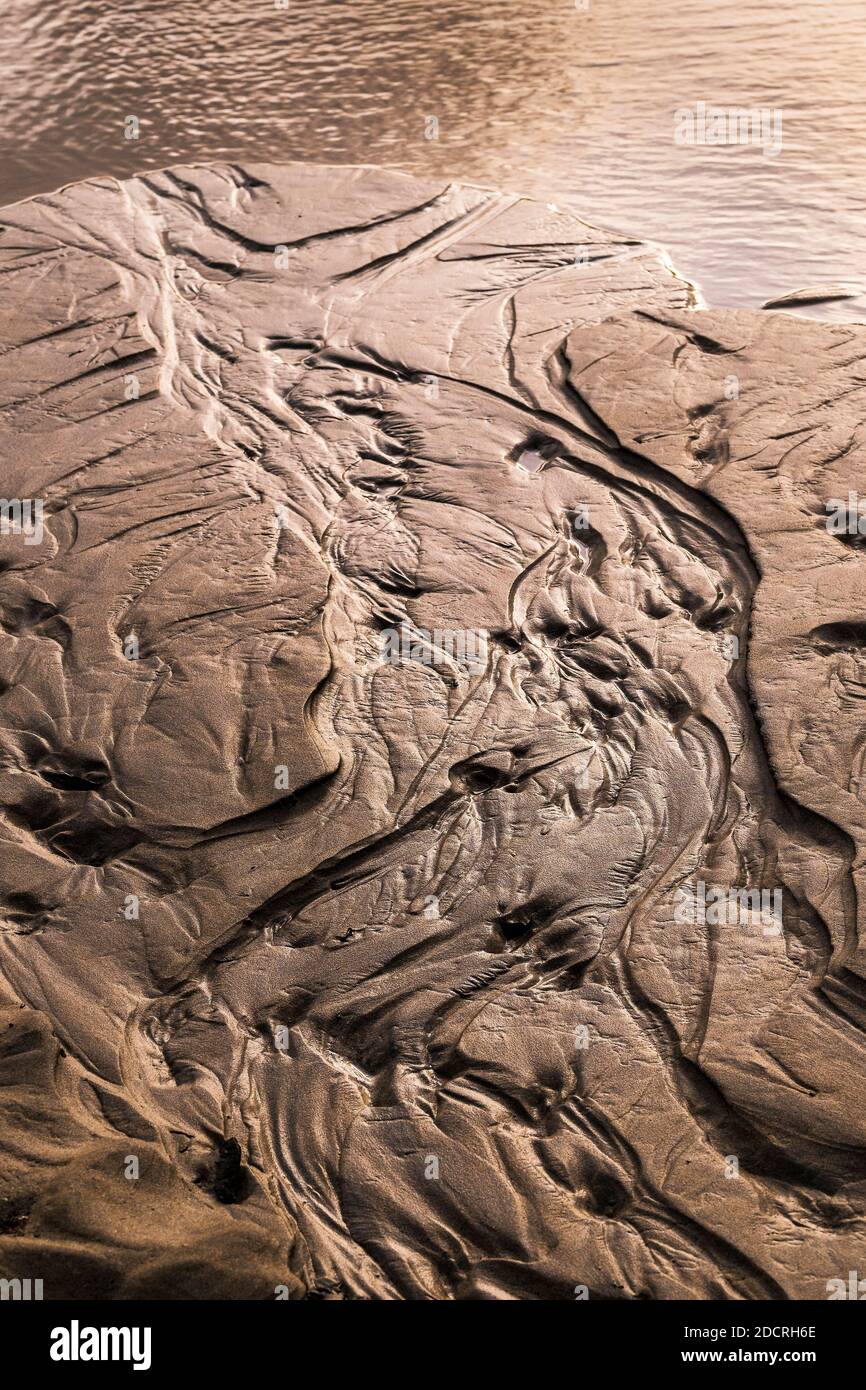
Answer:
0, 163, 865, 1299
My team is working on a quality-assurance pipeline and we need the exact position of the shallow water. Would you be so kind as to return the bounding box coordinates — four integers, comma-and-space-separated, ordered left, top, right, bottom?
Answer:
1, 0, 864, 316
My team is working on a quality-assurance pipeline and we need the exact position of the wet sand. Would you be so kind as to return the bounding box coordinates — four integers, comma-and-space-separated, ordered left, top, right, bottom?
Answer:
1, 162, 865, 1299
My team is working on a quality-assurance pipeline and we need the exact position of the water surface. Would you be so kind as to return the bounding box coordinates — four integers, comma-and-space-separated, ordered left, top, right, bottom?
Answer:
1, 0, 864, 315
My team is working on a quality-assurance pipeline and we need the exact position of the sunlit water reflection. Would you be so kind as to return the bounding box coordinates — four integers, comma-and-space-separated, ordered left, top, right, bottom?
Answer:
1, 0, 865, 316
